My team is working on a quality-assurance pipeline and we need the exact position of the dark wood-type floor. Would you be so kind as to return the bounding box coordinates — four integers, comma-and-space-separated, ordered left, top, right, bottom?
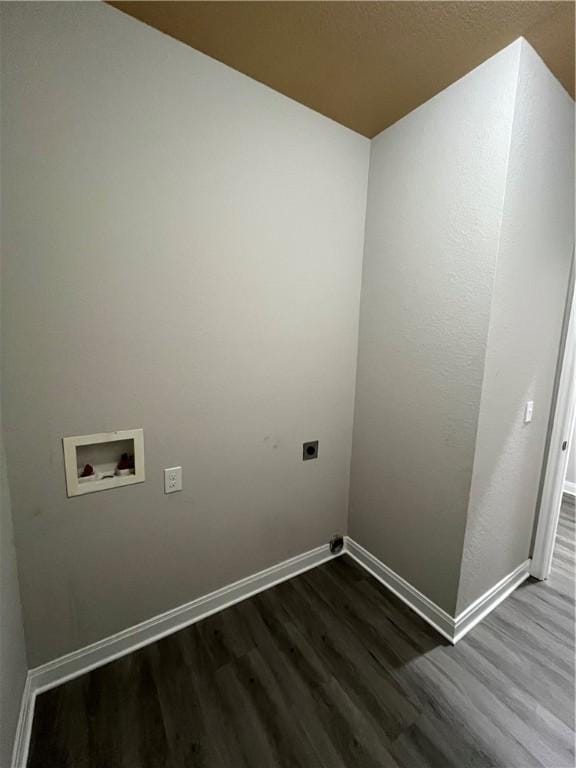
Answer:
28, 497, 575, 768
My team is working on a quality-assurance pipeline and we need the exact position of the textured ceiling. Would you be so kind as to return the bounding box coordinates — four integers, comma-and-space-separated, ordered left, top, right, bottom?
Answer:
110, 1, 575, 138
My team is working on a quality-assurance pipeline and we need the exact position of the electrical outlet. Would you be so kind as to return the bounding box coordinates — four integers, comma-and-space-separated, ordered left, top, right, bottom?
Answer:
303, 441, 319, 461
164, 466, 182, 494
524, 401, 534, 424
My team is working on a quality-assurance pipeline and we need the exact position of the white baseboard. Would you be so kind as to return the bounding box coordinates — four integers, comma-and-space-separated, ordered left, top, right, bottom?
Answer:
452, 559, 531, 643
564, 480, 576, 497
12, 542, 337, 768
345, 536, 530, 645
344, 536, 455, 641
11, 538, 530, 768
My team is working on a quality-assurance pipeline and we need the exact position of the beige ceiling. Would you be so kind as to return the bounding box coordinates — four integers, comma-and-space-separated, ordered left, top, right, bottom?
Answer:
110, 1, 575, 138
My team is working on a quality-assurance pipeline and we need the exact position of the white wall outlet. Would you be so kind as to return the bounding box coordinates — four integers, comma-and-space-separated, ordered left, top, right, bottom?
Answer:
164, 466, 182, 493
524, 401, 534, 424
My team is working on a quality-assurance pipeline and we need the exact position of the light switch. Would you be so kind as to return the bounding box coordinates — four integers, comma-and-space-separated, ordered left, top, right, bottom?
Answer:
524, 401, 534, 424
164, 466, 182, 493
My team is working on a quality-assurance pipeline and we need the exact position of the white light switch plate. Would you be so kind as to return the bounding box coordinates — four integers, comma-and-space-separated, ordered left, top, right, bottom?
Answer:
164, 466, 182, 493
524, 401, 534, 424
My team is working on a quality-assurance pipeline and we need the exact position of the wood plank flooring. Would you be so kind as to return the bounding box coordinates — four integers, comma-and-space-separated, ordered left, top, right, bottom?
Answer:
28, 497, 575, 768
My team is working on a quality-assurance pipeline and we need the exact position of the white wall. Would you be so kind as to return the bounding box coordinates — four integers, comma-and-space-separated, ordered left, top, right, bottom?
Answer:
349, 42, 521, 614
349, 38, 574, 616
0, 437, 26, 768
0, 13, 28, 754
1, 1, 572, 682
1, 2, 369, 666
457, 41, 575, 611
